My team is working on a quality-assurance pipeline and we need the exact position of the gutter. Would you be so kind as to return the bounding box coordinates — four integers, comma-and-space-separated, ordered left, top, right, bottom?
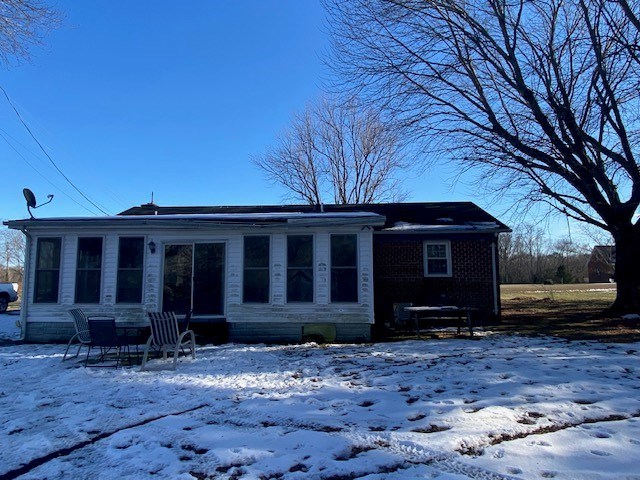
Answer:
5, 215, 386, 231
491, 237, 499, 316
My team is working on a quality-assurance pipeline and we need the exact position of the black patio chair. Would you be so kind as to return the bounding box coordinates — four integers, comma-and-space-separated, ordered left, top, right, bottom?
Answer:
84, 316, 130, 368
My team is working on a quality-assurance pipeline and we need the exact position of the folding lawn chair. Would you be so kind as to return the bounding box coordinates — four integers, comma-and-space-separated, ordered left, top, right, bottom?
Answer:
62, 308, 92, 362
141, 312, 196, 371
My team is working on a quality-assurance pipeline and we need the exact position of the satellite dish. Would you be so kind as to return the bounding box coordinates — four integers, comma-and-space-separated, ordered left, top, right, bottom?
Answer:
23, 188, 37, 209
23, 188, 54, 219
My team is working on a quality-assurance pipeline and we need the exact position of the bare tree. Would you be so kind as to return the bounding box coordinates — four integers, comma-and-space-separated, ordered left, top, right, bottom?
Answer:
325, 0, 640, 311
0, 0, 60, 66
254, 97, 408, 205
0, 228, 25, 282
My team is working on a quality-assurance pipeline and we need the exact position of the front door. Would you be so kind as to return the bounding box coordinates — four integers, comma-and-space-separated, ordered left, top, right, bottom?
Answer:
162, 243, 225, 315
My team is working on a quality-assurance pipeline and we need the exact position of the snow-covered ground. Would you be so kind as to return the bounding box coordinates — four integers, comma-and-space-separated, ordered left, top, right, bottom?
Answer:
1, 316, 639, 480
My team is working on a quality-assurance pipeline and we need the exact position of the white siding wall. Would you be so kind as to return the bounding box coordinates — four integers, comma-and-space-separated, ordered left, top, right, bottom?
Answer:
23, 225, 375, 326
102, 235, 118, 305
316, 232, 330, 303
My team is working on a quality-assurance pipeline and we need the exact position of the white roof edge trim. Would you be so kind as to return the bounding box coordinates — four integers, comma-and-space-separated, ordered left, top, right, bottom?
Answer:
5, 212, 387, 229
8, 212, 384, 222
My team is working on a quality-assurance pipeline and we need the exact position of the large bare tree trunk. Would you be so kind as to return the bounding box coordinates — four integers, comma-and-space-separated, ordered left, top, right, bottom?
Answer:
611, 225, 640, 311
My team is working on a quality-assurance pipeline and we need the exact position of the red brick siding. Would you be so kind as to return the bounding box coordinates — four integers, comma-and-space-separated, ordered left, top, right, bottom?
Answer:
373, 237, 497, 324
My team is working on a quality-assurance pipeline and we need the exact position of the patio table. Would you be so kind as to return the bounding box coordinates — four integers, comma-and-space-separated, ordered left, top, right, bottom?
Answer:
115, 322, 151, 360
403, 306, 477, 338
115, 322, 151, 342
85, 317, 151, 364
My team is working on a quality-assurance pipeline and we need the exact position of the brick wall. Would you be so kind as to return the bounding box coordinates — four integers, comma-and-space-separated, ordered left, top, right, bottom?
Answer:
373, 236, 498, 325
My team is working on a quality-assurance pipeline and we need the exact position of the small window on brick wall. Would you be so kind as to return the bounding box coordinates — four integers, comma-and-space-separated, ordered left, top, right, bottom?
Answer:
423, 241, 452, 277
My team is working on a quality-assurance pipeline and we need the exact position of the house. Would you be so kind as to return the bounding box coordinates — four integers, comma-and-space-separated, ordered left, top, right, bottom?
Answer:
4, 202, 510, 343
587, 245, 615, 283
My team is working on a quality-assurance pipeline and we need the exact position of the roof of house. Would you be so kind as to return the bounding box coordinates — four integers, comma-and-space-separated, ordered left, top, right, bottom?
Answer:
5, 202, 510, 233
119, 202, 511, 233
589, 245, 616, 262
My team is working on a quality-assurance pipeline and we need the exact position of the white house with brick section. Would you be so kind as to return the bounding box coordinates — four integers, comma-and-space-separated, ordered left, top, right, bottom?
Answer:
5, 202, 509, 343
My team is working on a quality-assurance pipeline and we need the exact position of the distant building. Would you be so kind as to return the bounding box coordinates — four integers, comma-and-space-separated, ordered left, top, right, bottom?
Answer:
588, 246, 615, 283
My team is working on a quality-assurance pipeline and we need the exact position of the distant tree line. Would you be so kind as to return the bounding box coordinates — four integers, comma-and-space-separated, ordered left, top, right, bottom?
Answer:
498, 226, 590, 284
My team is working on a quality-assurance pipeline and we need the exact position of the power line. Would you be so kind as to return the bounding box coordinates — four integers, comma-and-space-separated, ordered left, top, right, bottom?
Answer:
0, 85, 112, 216
0, 128, 101, 216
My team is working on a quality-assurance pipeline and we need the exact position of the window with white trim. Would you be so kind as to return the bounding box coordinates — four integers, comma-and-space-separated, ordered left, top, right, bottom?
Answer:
75, 237, 103, 303
331, 234, 358, 302
243, 236, 270, 303
287, 235, 313, 302
34, 237, 61, 303
423, 241, 452, 277
116, 237, 144, 303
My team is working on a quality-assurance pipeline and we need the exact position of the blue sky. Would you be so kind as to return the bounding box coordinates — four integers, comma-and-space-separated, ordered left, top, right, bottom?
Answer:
0, 0, 582, 242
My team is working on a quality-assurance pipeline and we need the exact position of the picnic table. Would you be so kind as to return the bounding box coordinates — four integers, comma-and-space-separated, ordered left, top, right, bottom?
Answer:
403, 306, 477, 337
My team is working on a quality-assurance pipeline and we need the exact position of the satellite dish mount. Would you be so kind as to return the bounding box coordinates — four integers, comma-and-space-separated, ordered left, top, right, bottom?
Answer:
23, 188, 54, 219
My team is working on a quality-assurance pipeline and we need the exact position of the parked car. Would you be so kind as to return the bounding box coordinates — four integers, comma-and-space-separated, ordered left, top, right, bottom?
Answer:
0, 282, 19, 313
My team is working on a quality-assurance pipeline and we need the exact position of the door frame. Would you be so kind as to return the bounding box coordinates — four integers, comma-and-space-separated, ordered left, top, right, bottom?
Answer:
160, 241, 227, 318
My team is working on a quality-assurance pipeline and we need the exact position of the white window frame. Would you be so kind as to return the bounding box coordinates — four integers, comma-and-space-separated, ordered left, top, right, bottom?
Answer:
74, 236, 105, 304
423, 240, 452, 277
242, 235, 272, 304
116, 236, 146, 304
330, 233, 359, 303
286, 234, 315, 304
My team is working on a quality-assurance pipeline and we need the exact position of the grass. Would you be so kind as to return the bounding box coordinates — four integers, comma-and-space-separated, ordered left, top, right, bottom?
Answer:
498, 283, 640, 342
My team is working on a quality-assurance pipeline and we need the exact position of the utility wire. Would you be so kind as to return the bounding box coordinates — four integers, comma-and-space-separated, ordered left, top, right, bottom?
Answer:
0, 128, 100, 215
0, 85, 112, 215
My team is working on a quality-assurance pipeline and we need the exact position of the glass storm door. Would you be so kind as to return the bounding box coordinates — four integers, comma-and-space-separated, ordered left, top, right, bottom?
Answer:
163, 243, 225, 315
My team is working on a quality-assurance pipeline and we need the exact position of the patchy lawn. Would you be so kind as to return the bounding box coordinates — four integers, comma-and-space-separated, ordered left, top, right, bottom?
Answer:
1, 316, 639, 479
498, 283, 640, 342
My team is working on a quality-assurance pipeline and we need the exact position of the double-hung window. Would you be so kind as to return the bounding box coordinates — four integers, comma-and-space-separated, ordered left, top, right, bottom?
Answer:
330, 234, 358, 303
423, 241, 452, 277
75, 237, 103, 303
116, 237, 144, 303
34, 237, 61, 303
243, 236, 270, 303
287, 235, 313, 302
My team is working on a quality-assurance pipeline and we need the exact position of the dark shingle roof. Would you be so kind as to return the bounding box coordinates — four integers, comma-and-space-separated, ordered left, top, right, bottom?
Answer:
119, 202, 510, 232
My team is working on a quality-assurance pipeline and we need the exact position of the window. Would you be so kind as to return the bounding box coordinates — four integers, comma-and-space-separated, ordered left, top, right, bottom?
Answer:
34, 237, 61, 303
116, 237, 144, 303
75, 237, 103, 303
243, 236, 270, 303
331, 234, 358, 302
287, 235, 313, 302
424, 241, 452, 277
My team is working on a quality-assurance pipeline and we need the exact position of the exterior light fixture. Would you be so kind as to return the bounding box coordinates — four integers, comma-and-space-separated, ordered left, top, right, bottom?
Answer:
148, 241, 156, 254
